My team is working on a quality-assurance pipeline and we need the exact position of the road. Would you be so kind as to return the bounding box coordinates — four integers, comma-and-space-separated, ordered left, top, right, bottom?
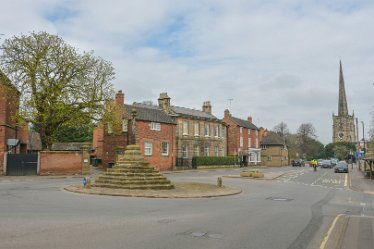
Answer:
0, 166, 373, 249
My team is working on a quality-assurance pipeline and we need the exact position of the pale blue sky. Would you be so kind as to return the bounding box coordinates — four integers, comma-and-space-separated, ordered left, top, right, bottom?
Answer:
1, 0, 373, 144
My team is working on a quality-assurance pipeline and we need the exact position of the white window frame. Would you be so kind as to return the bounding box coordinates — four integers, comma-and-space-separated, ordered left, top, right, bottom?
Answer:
161, 141, 169, 156
248, 137, 251, 148
240, 136, 243, 148
182, 145, 188, 159
204, 145, 210, 156
150, 122, 161, 131
194, 145, 200, 156
267, 155, 272, 161
144, 141, 153, 156
214, 146, 219, 156
182, 121, 188, 135
221, 127, 225, 138
204, 123, 210, 137
214, 125, 219, 137
240, 127, 243, 134
194, 122, 200, 136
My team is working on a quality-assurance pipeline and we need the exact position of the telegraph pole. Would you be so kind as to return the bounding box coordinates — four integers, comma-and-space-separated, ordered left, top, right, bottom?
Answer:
356, 118, 360, 169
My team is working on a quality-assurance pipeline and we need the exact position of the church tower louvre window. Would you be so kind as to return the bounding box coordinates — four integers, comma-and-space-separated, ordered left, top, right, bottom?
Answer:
332, 61, 356, 143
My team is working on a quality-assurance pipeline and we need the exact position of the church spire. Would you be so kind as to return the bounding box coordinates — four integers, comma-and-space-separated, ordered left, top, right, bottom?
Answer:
338, 60, 348, 116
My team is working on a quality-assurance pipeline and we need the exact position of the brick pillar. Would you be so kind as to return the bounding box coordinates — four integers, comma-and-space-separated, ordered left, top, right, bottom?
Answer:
81, 145, 91, 175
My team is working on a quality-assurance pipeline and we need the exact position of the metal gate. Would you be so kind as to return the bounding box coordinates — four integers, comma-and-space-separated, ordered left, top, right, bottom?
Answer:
6, 154, 38, 176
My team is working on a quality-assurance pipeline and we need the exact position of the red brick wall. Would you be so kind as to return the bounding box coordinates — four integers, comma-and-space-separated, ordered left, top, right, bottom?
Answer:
39, 151, 82, 175
223, 114, 239, 156
101, 130, 128, 169
136, 120, 176, 171
92, 124, 104, 159
0, 82, 21, 173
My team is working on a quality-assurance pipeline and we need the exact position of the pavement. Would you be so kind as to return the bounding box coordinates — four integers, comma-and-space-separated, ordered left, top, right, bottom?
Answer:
349, 163, 374, 195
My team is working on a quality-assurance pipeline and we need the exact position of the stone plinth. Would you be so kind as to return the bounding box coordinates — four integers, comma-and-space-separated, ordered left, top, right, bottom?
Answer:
93, 145, 174, 190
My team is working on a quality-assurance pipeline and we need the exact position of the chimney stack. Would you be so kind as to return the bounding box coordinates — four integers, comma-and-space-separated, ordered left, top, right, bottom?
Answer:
158, 92, 171, 112
116, 90, 124, 106
247, 116, 253, 123
224, 109, 230, 118
202, 101, 212, 114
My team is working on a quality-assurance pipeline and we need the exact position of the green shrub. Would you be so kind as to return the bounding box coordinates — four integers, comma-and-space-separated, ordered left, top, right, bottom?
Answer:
192, 156, 237, 166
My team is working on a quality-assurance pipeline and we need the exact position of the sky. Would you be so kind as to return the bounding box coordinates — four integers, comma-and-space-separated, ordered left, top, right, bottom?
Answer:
1, 0, 373, 145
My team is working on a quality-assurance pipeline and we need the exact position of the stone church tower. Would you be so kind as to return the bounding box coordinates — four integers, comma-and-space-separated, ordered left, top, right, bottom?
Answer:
332, 61, 356, 143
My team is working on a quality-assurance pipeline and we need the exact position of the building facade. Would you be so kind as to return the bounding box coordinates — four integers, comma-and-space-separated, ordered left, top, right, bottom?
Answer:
157, 93, 227, 167
332, 61, 356, 143
260, 131, 288, 167
93, 91, 177, 171
223, 109, 261, 166
0, 72, 30, 174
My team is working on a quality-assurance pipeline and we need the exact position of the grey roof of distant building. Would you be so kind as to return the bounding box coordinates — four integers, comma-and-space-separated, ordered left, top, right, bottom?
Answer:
231, 116, 258, 130
171, 106, 219, 121
261, 132, 285, 146
51, 142, 92, 151
125, 103, 176, 124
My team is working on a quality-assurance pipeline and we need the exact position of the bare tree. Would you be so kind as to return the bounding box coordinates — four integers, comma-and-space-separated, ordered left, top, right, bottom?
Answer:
273, 122, 290, 137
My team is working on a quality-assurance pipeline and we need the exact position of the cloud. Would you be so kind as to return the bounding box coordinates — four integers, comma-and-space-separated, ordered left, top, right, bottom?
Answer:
1, 0, 374, 144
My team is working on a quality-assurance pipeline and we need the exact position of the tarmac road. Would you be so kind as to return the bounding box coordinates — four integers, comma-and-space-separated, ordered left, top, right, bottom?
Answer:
0, 166, 373, 249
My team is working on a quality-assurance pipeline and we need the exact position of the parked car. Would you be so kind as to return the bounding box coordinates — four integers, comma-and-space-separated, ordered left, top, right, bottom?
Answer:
334, 162, 348, 173
321, 160, 333, 168
330, 158, 338, 166
292, 159, 305, 167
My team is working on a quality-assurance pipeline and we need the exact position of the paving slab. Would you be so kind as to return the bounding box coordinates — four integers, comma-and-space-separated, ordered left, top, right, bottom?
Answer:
222, 172, 285, 180
349, 164, 374, 195
64, 182, 242, 198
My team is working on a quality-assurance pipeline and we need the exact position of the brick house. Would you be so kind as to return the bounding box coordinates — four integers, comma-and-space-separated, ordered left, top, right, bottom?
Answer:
0, 72, 28, 174
260, 131, 288, 167
93, 91, 177, 171
157, 93, 227, 167
223, 109, 261, 166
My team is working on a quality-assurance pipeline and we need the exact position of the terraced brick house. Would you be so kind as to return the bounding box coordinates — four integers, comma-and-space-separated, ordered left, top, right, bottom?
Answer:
223, 109, 261, 166
93, 91, 177, 171
157, 93, 227, 167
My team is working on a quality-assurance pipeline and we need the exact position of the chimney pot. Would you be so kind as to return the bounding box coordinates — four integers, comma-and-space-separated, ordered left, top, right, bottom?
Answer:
115, 90, 125, 106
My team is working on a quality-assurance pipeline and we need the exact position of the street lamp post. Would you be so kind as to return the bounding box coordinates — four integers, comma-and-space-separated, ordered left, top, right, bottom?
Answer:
361, 121, 365, 157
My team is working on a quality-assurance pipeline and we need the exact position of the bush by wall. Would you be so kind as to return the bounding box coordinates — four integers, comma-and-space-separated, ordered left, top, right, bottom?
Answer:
192, 156, 237, 167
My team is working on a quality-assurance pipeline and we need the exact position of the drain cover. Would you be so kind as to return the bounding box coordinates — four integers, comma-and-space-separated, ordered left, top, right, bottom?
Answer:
191, 232, 207, 237
266, 197, 293, 202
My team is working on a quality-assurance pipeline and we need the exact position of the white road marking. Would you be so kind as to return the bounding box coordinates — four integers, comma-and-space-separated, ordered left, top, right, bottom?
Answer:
320, 214, 344, 249
344, 174, 347, 187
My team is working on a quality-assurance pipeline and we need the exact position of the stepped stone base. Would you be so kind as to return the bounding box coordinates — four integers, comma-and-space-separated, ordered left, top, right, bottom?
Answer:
93, 145, 174, 190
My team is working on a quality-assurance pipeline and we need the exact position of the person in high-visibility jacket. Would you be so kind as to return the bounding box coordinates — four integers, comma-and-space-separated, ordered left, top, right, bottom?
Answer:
312, 159, 317, 171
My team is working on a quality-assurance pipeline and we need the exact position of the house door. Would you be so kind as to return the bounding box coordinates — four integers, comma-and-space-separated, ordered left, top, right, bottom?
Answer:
6, 154, 38, 176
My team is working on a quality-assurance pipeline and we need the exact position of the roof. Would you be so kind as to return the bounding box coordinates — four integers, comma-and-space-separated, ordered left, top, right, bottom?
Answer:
261, 132, 285, 146
51, 142, 91, 151
0, 70, 20, 94
231, 116, 258, 130
125, 103, 176, 124
171, 106, 219, 121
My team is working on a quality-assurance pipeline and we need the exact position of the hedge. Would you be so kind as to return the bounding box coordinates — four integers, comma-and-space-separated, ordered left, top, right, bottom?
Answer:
192, 156, 237, 166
